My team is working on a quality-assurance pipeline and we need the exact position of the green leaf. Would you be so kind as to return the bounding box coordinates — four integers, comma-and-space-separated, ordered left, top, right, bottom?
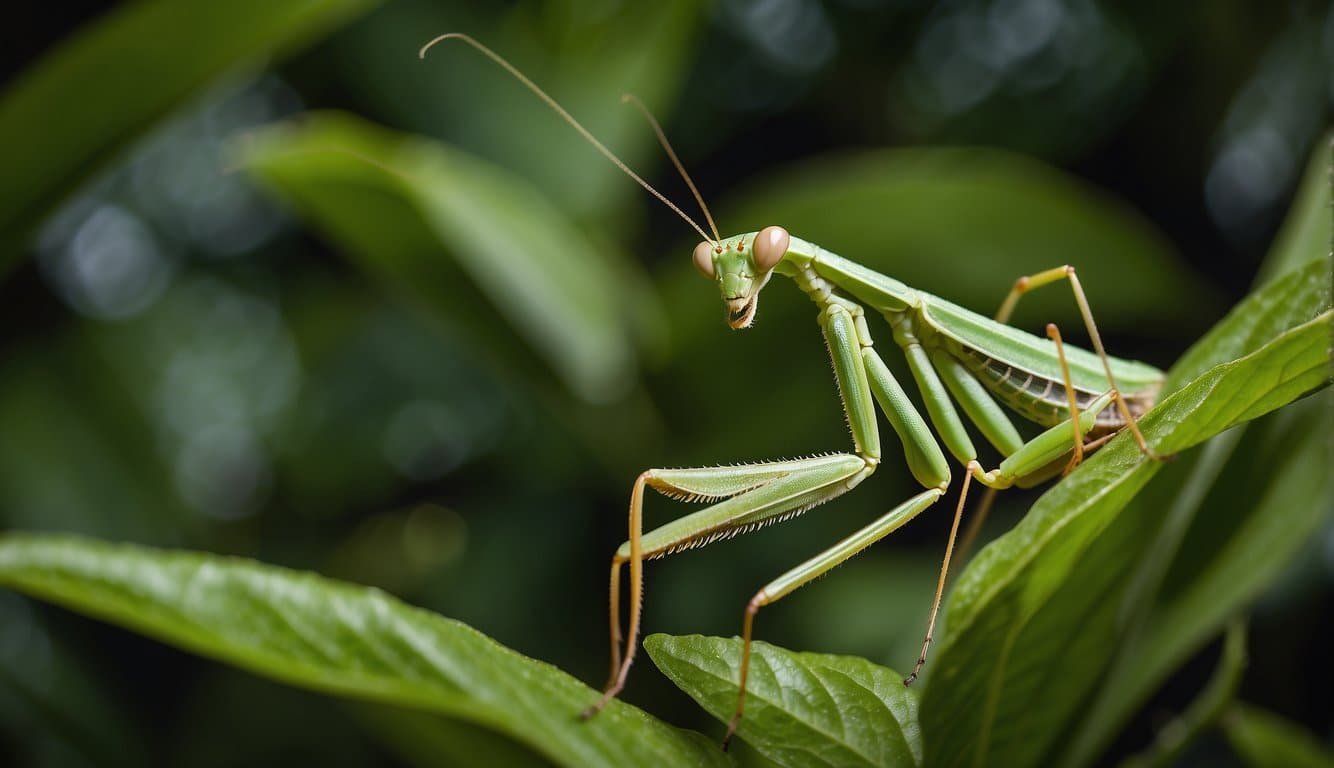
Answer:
1223, 703, 1334, 768
0, 0, 380, 270
645, 634, 921, 768
375, 2, 704, 222
919, 258, 1331, 768
240, 111, 646, 404
1254, 130, 1331, 286
0, 535, 731, 768
1057, 135, 1334, 768
1116, 621, 1247, 768
1058, 390, 1330, 768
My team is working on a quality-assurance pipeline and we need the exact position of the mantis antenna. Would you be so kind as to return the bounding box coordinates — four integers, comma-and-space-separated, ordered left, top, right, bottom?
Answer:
419, 33, 718, 247
620, 93, 721, 244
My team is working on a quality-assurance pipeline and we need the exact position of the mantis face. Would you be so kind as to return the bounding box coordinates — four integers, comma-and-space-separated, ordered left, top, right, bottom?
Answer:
693, 226, 791, 329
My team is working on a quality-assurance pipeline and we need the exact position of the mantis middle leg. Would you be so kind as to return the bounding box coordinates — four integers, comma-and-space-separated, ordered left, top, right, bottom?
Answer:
890, 313, 1117, 682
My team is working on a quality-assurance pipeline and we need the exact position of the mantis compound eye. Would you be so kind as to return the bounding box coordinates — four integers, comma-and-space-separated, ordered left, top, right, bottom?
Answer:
752, 226, 790, 272
692, 241, 716, 279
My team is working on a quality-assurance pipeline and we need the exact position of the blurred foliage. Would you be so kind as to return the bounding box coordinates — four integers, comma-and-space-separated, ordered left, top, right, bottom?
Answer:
0, 0, 383, 268
1223, 703, 1334, 768
1, 0, 1331, 766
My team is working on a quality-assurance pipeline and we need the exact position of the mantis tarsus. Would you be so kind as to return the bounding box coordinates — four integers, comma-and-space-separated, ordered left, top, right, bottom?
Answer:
421, 33, 1164, 749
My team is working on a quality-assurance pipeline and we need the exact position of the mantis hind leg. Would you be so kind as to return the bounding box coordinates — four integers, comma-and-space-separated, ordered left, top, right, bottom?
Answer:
995, 265, 1160, 460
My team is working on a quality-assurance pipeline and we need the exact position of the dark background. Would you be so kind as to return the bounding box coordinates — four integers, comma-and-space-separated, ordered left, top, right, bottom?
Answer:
1, 1, 1330, 765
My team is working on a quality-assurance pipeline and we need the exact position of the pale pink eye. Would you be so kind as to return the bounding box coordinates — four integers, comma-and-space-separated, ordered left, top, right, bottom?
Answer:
752, 226, 790, 272
692, 241, 716, 279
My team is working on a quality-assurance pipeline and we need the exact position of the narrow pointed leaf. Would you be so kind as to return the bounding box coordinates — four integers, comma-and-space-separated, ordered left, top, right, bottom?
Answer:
0, 0, 380, 269
0, 535, 731, 768
1223, 704, 1334, 768
646, 634, 921, 768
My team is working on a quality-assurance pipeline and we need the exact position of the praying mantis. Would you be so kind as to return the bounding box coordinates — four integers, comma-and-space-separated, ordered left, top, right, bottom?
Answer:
420, 34, 1164, 749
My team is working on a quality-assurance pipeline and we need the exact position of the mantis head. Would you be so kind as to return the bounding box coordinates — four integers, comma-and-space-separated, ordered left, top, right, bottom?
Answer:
419, 37, 787, 328
693, 226, 791, 329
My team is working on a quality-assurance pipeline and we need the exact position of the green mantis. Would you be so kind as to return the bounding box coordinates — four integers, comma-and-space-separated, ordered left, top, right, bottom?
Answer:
421, 33, 1164, 750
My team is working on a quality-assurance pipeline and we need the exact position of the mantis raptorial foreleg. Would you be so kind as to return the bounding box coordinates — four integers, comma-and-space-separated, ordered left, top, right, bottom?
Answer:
585, 453, 869, 718
586, 291, 960, 743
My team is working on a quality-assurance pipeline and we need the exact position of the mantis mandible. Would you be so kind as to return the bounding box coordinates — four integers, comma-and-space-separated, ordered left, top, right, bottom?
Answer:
421, 33, 1163, 749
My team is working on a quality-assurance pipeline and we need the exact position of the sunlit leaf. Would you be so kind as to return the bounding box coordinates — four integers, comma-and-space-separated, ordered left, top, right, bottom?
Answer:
0, 535, 731, 768
646, 635, 921, 768
0, 0, 380, 268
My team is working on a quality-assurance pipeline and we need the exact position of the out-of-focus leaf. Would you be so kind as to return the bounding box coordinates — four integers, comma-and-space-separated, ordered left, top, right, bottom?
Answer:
0, 0, 380, 269
919, 257, 1331, 768
385, 1, 704, 223
1116, 621, 1247, 768
712, 147, 1208, 330
1254, 131, 1331, 286
646, 635, 921, 768
0, 593, 149, 766
240, 111, 643, 404
353, 703, 551, 768
0, 535, 731, 768
1223, 704, 1334, 768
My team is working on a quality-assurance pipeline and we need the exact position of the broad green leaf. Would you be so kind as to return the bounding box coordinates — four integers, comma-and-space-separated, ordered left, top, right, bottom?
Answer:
240, 111, 646, 405
646, 634, 921, 768
0, 535, 731, 768
1223, 704, 1334, 768
0, 0, 379, 269
1058, 392, 1330, 768
1058, 137, 1334, 767
919, 257, 1331, 768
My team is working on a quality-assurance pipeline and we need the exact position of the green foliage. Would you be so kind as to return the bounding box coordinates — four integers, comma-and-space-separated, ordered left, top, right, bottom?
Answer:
920, 263, 1330, 768
646, 635, 921, 768
240, 111, 653, 404
0, 0, 381, 269
1, 3, 1329, 764
639, 250, 1329, 764
0, 535, 730, 768
1223, 704, 1334, 768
